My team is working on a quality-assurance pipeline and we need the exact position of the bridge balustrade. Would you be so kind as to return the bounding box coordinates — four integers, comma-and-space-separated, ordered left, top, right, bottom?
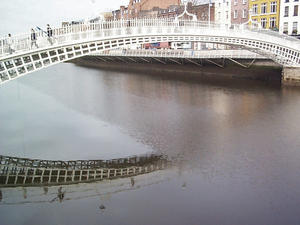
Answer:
0, 18, 299, 85
1, 19, 299, 59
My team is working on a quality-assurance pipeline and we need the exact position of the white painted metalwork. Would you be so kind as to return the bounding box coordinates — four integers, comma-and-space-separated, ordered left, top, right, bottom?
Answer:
93, 49, 266, 59
0, 18, 300, 85
175, 2, 197, 21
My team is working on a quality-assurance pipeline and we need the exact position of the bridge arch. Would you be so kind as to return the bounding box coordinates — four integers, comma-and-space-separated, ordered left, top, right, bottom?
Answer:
0, 19, 299, 85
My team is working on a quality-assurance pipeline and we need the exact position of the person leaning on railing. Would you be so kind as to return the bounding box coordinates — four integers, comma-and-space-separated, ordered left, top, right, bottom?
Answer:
30, 28, 38, 49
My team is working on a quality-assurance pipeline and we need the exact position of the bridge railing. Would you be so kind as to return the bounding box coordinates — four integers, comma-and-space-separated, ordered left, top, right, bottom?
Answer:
94, 49, 265, 59
0, 18, 299, 60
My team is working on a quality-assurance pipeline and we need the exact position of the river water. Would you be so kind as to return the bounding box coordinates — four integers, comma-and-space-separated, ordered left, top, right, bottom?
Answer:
1, 63, 300, 225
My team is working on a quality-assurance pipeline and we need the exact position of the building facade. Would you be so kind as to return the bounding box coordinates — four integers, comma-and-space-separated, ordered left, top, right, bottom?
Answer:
112, 6, 129, 20
249, 0, 280, 29
127, 0, 181, 18
279, 0, 300, 35
231, 0, 249, 24
189, 2, 216, 22
215, 0, 232, 27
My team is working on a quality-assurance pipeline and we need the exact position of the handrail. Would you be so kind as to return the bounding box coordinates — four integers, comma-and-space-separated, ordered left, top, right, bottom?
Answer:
0, 18, 299, 59
93, 49, 266, 59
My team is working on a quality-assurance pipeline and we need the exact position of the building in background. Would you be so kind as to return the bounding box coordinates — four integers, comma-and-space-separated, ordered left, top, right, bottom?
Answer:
279, 0, 299, 36
215, 0, 231, 27
127, 0, 181, 18
189, 1, 215, 22
112, 6, 129, 20
249, 0, 280, 30
231, 0, 249, 24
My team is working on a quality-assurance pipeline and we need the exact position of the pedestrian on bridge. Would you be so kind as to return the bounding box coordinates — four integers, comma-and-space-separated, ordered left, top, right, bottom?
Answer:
7, 33, 14, 54
47, 24, 53, 45
30, 28, 38, 49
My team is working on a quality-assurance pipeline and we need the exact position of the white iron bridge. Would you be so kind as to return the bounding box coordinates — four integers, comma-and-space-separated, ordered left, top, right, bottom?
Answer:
91, 49, 267, 68
0, 18, 300, 85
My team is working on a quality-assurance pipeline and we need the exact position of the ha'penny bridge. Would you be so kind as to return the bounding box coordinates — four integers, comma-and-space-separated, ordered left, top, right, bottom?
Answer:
0, 18, 300, 85
0, 154, 170, 187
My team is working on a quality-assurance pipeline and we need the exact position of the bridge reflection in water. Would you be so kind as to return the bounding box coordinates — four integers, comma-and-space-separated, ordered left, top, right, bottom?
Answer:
0, 154, 170, 188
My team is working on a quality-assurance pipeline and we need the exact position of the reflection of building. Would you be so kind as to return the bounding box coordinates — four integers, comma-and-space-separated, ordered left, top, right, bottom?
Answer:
249, 0, 280, 29
279, 0, 299, 36
231, 0, 248, 24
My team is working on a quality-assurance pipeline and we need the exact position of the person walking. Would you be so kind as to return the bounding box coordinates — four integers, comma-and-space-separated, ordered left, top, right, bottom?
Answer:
47, 24, 53, 45
30, 28, 38, 49
7, 33, 14, 54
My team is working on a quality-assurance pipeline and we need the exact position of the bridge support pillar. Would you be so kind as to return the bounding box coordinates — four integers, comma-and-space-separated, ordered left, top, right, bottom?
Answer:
282, 67, 300, 86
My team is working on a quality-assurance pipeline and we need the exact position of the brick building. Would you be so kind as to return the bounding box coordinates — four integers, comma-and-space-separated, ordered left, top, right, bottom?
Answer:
231, 0, 249, 24
125, 0, 181, 18
157, 2, 215, 22
189, 2, 215, 22
112, 6, 129, 20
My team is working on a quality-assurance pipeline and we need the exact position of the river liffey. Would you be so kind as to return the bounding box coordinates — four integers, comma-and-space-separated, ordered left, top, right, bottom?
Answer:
1, 63, 300, 225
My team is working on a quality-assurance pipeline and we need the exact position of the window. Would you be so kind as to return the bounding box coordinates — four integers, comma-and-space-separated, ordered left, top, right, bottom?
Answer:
284, 6, 289, 17
243, 0, 247, 4
253, 4, 258, 15
243, 9, 247, 18
285, 0, 289, 2
283, 22, 288, 33
234, 0, 238, 5
261, 18, 267, 28
260, 18, 267, 28
261, 3, 267, 14
270, 17, 276, 28
234, 10, 238, 18
294, 5, 298, 16
293, 22, 298, 33
270, 2, 277, 13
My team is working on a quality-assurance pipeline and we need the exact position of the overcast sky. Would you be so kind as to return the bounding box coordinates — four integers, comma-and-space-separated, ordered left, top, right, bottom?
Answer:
0, 0, 128, 36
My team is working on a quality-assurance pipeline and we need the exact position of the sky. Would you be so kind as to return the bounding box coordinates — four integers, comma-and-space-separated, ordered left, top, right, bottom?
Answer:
0, 0, 128, 36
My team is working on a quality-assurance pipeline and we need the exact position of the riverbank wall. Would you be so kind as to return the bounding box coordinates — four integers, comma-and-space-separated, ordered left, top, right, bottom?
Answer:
282, 67, 300, 86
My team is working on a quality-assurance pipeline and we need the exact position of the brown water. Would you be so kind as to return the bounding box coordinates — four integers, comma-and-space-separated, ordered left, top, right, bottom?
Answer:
1, 63, 300, 225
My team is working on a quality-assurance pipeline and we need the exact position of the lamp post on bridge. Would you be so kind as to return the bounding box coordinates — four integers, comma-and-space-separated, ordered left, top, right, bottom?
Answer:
176, 0, 197, 21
